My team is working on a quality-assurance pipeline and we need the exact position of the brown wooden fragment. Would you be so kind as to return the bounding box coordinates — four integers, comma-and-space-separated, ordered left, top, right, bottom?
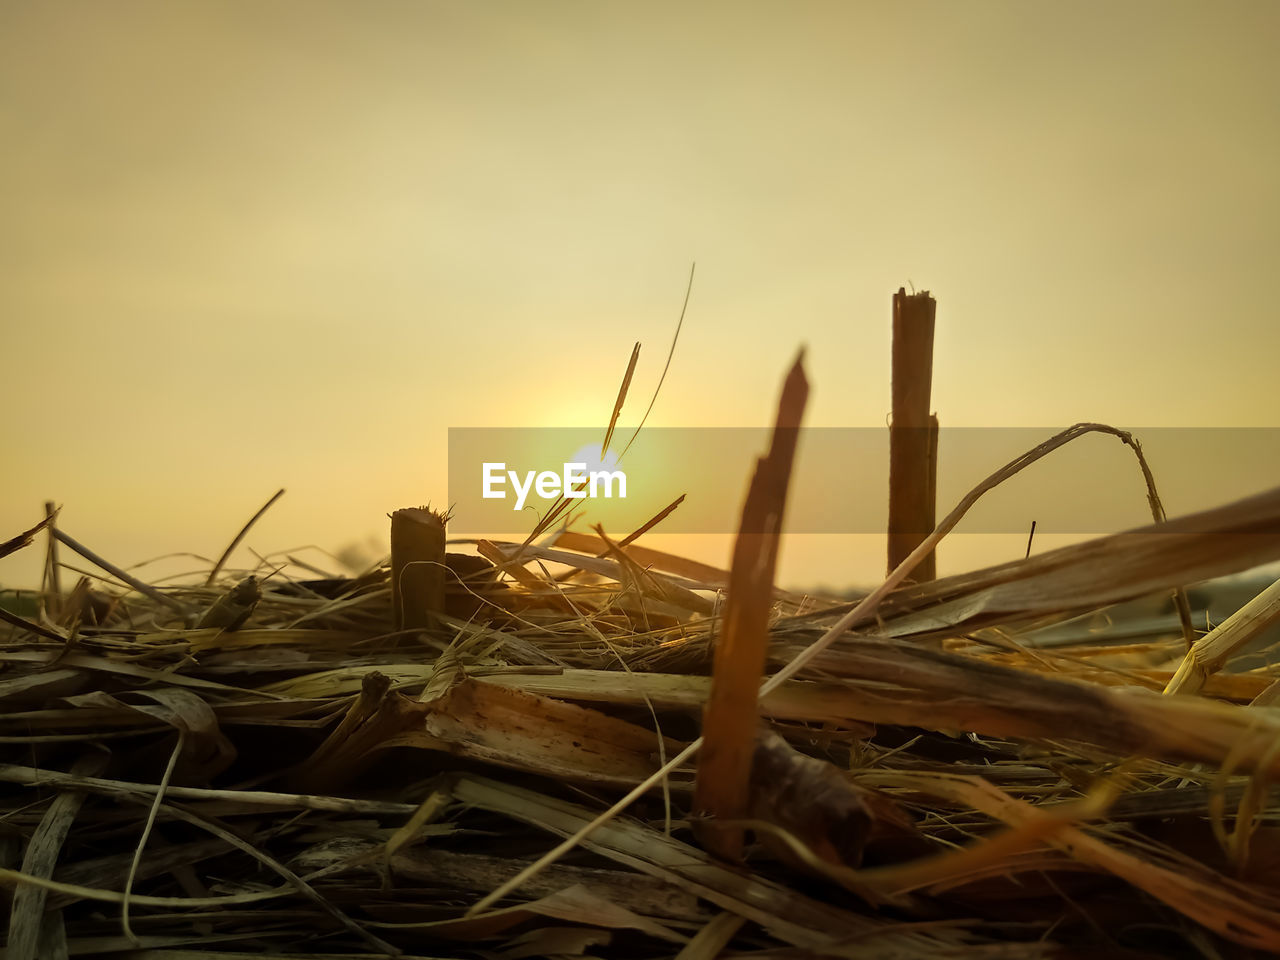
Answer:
748, 728, 920, 871
694, 352, 808, 860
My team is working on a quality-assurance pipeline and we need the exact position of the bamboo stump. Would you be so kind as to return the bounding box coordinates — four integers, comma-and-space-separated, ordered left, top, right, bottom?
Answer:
391, 506, 447, 632
888, 288, 938, 581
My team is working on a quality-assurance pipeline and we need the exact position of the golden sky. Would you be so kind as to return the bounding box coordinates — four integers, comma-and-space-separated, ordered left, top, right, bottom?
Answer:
3, 1, 1278, 591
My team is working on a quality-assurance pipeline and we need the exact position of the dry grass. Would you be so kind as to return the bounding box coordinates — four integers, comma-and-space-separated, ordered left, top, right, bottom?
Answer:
4, 424, 1280, 959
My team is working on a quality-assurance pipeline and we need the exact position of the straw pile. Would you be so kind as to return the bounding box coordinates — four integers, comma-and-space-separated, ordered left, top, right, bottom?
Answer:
5, 381, 1280, 958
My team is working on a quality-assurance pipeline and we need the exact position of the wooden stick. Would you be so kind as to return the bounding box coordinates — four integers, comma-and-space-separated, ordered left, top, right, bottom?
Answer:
51, 529, 188, 615
887, 288, 937, 579
694, 350, 808, 860
391, 507, 447, 632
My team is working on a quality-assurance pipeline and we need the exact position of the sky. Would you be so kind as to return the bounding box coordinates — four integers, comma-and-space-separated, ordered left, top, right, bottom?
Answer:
2, 1, 1278, 593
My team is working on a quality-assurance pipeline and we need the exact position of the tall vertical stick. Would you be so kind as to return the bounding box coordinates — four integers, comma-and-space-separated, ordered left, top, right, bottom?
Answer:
694, 351, 808, 861
42, 502, 62, 620
888, 287, 938, 579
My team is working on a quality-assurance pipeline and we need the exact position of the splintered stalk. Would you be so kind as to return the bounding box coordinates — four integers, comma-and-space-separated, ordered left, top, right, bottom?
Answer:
1168, 575, 1280, 696
694, 349, 808, 860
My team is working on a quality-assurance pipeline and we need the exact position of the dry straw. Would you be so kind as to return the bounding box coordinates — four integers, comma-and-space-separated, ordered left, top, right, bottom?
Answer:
3, 363, 1280, 957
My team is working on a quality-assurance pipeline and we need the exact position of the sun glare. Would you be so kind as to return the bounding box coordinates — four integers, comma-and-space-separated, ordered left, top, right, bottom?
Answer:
569, 443, 622, 477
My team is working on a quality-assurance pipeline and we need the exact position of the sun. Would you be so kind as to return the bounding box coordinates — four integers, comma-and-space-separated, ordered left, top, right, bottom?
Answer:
568, 442, 622, 477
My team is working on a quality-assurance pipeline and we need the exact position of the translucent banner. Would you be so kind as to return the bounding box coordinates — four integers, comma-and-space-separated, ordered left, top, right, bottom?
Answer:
447, 427, 1280, 536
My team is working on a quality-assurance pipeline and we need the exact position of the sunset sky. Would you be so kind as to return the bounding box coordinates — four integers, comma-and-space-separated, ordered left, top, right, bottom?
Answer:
3, 1, 1278, 592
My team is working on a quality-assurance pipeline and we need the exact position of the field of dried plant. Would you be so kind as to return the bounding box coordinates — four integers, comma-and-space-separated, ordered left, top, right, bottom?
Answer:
4, 343, 1280, 959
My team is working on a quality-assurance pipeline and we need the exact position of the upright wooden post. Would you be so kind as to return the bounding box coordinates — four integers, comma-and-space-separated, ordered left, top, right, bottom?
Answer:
888, 288, 938, 580
391, 506, 447, 632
